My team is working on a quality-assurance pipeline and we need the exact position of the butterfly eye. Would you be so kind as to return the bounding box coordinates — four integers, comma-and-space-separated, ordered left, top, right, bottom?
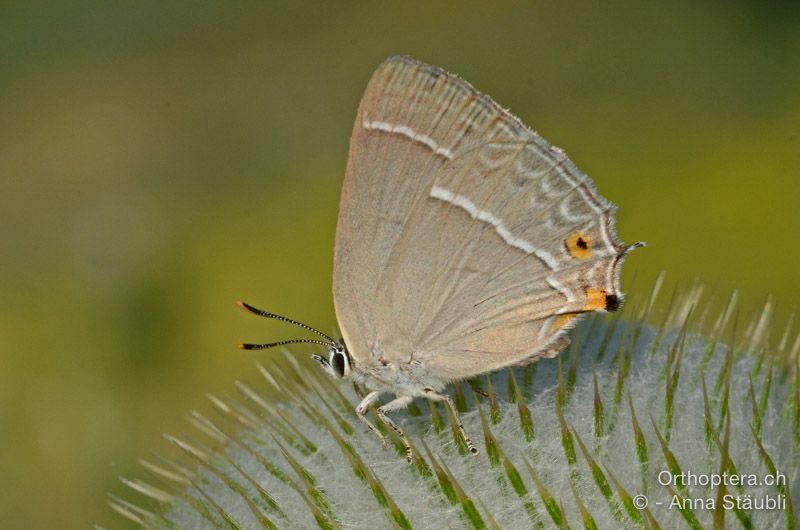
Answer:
329, 347, 350, 378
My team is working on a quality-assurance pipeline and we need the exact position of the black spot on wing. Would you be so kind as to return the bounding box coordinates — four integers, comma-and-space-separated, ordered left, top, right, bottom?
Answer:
605, 294, 620, 312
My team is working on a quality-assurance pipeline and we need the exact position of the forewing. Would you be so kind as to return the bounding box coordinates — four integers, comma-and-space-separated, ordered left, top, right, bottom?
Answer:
334, 57, 479, 362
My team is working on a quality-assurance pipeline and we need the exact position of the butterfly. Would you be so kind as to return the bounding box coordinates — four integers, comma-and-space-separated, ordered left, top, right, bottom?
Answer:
240, 56, 642, 462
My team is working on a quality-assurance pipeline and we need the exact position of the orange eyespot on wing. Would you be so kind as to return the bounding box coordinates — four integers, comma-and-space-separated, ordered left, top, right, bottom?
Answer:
565, 232, 592, 259
548, 288, 617, 333
584, 287, 620, 312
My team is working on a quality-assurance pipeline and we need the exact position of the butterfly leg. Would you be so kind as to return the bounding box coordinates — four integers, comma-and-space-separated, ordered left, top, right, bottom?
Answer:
376, 395, 414, 463
423, 388, 479, 456
355, 391, 386, 447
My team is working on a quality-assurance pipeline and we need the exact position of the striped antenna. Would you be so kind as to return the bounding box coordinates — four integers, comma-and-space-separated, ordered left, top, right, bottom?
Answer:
237, 301, 336, 346
239, 338, 333, 351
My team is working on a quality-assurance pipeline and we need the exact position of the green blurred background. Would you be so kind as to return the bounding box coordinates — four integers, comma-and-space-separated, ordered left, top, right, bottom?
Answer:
2, 1, 799, 528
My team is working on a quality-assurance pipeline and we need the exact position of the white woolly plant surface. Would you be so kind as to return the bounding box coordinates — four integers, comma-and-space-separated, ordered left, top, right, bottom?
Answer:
111, 284, 799, 530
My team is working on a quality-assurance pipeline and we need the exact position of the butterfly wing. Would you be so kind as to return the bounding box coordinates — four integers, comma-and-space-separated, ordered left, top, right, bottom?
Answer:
334, 57, 639, 380
334, 56, 481, 364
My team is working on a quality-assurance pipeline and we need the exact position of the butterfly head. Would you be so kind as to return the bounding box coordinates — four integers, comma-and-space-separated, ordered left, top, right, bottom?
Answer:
237, 301, 353, 378
312, 342, 352, 379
